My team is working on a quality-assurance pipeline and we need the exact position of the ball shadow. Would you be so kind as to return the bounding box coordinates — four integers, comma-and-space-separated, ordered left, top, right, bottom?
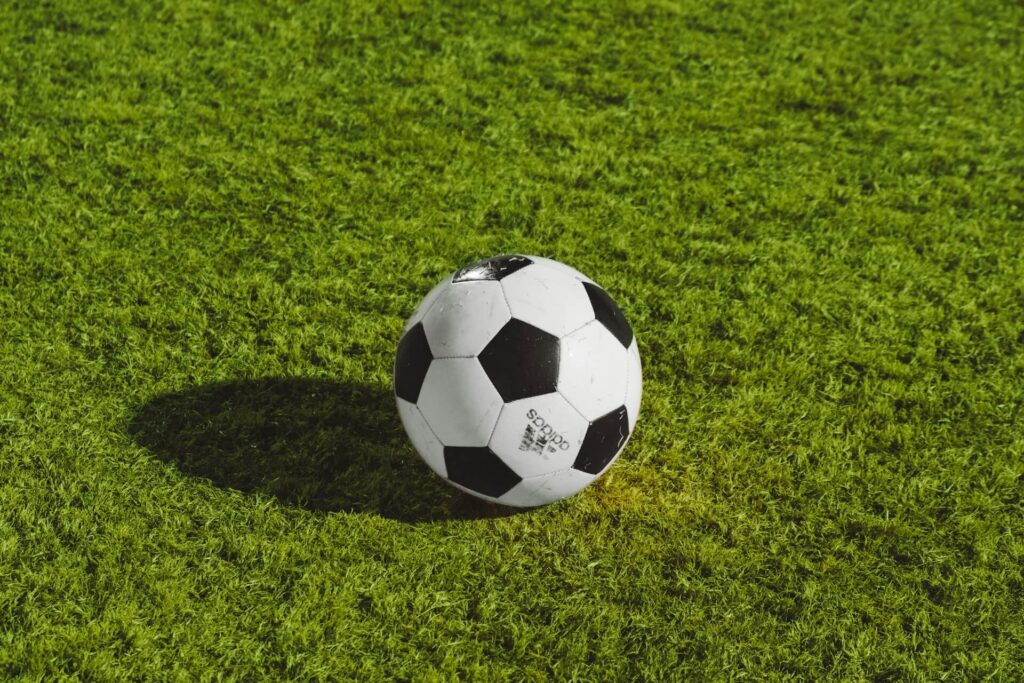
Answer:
128, 377, 521, 522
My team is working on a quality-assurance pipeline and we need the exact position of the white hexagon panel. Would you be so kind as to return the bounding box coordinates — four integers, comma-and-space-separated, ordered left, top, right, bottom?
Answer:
527, 256, 596, 284
396, 397, 446, 478
488, 392, 590, 479
499, 264, 595, 338
557, 320, 629, 421
418, 358, 503, 447
422, 280, 511, 358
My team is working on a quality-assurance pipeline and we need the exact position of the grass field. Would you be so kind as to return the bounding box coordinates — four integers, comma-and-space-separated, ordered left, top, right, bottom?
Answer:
2, 0, 1023, 679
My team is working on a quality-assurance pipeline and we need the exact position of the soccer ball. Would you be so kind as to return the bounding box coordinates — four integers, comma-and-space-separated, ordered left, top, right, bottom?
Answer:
394, 255, 641, 507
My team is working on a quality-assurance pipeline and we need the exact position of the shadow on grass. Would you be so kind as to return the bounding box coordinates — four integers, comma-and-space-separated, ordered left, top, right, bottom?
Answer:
128, 377, 521, 523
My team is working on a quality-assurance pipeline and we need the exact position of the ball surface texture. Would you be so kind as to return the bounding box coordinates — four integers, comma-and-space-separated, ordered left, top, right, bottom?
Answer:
394, 255, 641, 507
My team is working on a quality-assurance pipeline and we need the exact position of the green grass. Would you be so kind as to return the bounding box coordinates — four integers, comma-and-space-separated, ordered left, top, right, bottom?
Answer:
2, 0, 1023, 679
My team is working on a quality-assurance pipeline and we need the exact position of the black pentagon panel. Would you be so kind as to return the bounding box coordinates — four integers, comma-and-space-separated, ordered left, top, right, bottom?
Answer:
452, 254, 533, 283
573, 406, 629, 475
583, 282, 633, 348
444, 446, 522, 497
394, 323, 433, 403
478, 318, 559, 402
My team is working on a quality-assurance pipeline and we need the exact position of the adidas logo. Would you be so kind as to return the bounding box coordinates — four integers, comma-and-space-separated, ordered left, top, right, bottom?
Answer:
519, 408, 571, 455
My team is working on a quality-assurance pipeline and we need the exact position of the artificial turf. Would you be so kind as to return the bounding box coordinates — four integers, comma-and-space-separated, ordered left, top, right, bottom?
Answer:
2, 0, 1023, 679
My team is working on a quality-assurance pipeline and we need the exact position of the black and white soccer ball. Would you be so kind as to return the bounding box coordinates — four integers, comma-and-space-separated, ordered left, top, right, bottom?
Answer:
394, 255, 641, 507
